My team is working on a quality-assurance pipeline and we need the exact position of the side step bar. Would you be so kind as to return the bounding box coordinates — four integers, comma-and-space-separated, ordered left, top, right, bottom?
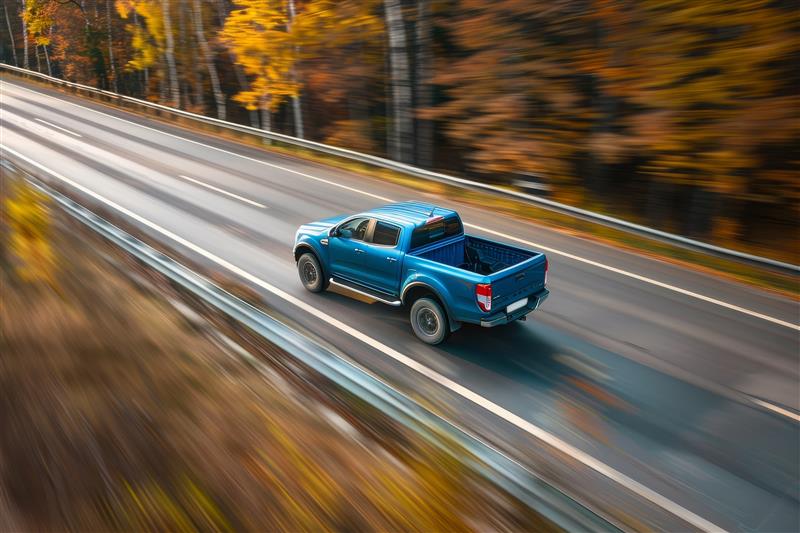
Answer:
330, 277, 402, 306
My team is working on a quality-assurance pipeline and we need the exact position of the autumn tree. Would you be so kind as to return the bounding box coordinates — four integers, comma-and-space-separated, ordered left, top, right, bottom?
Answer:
24, 0, 117, 86
424, 0, 591, 201
290, 0, 383, 152
587, 0, 800, 238
221, 0, 298, 131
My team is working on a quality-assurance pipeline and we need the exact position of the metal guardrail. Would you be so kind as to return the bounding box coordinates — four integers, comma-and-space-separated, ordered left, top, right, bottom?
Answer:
1, 156, 616, 532
2, 62, 796, 275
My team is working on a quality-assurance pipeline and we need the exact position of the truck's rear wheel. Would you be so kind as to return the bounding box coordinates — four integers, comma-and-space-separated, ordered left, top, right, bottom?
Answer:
297, 252, 327, 293
410, 297, 449, 345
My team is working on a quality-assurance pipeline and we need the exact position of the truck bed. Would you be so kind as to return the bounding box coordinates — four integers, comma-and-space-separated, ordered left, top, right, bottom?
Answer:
411, 235, 535, 274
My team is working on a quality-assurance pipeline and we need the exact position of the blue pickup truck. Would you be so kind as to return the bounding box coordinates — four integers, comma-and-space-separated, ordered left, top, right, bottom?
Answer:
293, 202, 549, 344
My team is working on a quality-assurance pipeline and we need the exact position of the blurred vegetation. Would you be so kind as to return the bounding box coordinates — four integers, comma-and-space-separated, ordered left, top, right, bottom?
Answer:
0, 173, 556, 531
3, 0, 798, 260
2, 179, 57, 286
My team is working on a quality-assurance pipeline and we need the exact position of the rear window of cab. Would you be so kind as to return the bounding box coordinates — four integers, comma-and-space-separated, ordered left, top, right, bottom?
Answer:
410, 216, 463, 250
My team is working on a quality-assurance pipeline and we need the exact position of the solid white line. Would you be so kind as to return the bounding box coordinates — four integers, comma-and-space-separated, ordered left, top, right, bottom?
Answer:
34, 117, 82, 137
1, 81, 392, 203
751, 399, 800, 423
0, 144, 724, 532
177, 174, 266, 208
3, 80, 794, 332
462, 223, 800, 332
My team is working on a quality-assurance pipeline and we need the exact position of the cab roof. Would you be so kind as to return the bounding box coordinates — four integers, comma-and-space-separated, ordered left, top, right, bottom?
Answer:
364, 201, 459, 229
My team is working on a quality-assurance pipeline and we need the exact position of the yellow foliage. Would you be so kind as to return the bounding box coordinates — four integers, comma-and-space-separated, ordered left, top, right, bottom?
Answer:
117, 0, 165, 71
23, 0, 58, 46
221, 0, 298, 112
5, 181, 57, 285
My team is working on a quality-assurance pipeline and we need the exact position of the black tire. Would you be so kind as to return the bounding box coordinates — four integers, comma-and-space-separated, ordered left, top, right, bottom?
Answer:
297, 252, 327, 293
410, 297, 449, 345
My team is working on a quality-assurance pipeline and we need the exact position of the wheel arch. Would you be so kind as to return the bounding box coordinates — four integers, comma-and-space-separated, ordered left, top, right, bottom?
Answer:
294, 242, 330, 283
401, 281, 461, 332
294, 242, 318, 262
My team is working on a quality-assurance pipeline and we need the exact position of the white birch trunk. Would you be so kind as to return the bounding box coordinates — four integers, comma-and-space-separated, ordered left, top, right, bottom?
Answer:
43, 43, 51, 76
4, 3, 18, 66
260, 102, 272, 146
415, 0, 433, 168
193, 0, 225, 120
106, 0, 118, 92
383, 0, 413, 163
286, 0, 303, 138
20, 0, 28, 69
161, 0, 180, 107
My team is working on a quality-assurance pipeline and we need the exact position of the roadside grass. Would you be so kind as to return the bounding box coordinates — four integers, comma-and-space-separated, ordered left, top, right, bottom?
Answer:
0, 177, 556, 532
14, 74, 799, 296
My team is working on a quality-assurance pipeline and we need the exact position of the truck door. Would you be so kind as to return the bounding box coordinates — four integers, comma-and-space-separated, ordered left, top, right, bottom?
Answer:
361, 220, 403, 295
328, 217, 371, 282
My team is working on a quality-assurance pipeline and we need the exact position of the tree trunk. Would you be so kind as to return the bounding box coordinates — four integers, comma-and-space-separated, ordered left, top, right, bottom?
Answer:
20, 0, 28, 69
383, 0, 413, 163
35, 44, 41, 72
3, 3, 18, 66
193, 0, 225, 120
43, 43, 51, 76
133, 9, 147, 95
260, 101, 272, 146
414, 0, 433, 168
178, 2, 190, 107
260, 107, 271, 131
161, 0, 180, 107
106, 0, 118, 92
286, 0, 304, 138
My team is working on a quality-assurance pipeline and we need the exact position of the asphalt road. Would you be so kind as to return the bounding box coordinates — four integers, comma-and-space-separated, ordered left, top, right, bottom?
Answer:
2, 77, 798, 531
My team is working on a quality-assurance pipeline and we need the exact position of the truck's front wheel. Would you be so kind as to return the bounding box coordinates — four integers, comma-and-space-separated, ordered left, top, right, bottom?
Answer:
410, 297, 449, 345
298, 252, 327, 293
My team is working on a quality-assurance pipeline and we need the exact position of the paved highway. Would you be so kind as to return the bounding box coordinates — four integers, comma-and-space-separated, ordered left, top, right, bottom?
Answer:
1, 77, 798, 531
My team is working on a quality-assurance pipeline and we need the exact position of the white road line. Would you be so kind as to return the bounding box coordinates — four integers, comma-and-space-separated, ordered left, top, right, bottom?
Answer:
34, 117, 82, 137
177, 174, 266, 208
0, 144, 725, 532
751, 399, 800, 423
462, 223, 800, 332
1, 81, 393, 203
3, 80, 795, 332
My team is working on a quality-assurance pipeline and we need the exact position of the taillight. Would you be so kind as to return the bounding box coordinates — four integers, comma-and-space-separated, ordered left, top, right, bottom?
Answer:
476, 283, 492, 312
544, 258, 549, 286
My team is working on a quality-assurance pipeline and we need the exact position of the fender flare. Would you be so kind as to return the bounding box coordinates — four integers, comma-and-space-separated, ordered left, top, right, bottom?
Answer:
401, 280, 461, 332
294, 241, 329, 279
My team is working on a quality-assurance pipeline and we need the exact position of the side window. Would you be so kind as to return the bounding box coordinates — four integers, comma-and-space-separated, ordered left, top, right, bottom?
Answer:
337, 217, 370, 241
371, 221, 400, 246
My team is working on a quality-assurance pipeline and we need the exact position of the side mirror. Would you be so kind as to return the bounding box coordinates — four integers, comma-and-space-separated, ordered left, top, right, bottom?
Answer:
329, 227, 338, 237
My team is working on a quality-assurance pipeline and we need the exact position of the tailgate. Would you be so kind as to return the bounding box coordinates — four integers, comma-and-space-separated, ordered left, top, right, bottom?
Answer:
488, 254, 546, 309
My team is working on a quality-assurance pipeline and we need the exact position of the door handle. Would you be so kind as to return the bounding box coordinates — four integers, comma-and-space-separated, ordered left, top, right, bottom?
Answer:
354, 248, 366, 254
386, 257, 397, 262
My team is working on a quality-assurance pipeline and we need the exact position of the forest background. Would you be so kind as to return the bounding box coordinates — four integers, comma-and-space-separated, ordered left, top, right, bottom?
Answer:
2, 0, 797, 260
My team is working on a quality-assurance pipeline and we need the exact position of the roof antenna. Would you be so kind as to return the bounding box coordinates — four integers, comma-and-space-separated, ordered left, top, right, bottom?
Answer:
428, 206, 436, 217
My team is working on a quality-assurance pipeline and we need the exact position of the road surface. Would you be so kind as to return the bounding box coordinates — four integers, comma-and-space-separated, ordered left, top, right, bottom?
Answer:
1, 77, 798, 531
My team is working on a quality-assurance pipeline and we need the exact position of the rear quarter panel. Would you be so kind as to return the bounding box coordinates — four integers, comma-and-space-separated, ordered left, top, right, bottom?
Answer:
401, 255, 488, 324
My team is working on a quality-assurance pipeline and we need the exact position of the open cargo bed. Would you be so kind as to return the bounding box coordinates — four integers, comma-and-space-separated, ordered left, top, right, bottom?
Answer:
411, 235, 539, 275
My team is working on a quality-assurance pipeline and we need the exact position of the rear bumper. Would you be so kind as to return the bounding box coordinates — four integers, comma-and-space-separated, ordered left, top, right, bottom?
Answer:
480, 288, 549, 327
